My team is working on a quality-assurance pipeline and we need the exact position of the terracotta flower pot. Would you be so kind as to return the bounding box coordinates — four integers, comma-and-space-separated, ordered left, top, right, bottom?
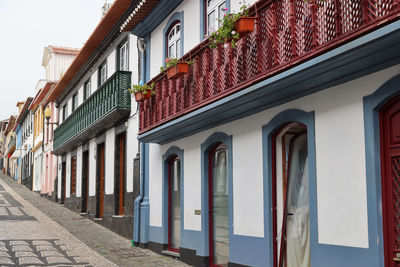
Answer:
134, 91, 144, 102
235, 17, 256, 33
167, 62, 189, 79
143, 89, 152, 99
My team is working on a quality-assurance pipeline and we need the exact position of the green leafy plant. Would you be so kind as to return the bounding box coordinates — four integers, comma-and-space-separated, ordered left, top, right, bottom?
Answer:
128, 82, 155, 96
160, 57, 195, 73
208, 3, 249, 49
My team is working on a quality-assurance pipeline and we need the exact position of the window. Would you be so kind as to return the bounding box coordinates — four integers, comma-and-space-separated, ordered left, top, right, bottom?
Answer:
206, 0, 227, 35
83, 80, 91, 101
118, 41, 129, 71
167, 23, 181, 59
99, 62, 107, 86
62, 105, 67, 121
72, 94, 78, 112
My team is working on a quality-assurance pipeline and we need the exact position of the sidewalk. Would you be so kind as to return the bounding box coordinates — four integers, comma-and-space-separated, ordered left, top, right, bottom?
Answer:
0, 174, 188, 267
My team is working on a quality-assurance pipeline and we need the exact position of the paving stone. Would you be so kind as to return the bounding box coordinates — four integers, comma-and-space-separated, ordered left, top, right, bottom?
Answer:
0, 242, 5, 246
8, 207, 23, 216
15, 251, 37, 257
0, 246, 7, 252
0, 257, 14, 265
32, 240, 52, 246
0, 208, 7, 216
11, 245, 32, 252
0, 252, 10, 257
35, 245, 57, 251
9, 241, 29, 245
17, 257, 44, 265
40, 250, 63, 257
66, 250, 80, 257
45, 256, 72, 264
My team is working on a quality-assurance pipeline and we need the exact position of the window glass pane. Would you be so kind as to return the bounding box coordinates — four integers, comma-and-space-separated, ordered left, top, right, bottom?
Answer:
218, 2, 227, 25
208, 0, 216, 7
176, 39, 181, 58
212, 148, 229, 266
208, 10, 216, 34
170, 158, 181, 249
176, 24, 180, 34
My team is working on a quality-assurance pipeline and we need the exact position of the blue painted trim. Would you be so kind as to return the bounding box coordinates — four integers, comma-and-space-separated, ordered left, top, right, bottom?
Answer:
200, 0, 231, 41
138, 19, 400, 143
200, 132, 233, 257
262, 109, 317, 267
139, 142, 150, 244
132, 0, 183, 38
162, 11, 184, 65
362, 73, 400, 267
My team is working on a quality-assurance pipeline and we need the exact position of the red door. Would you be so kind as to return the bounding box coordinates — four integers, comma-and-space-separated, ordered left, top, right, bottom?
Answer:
380, 94, 400, 267
98, 144, 105, 218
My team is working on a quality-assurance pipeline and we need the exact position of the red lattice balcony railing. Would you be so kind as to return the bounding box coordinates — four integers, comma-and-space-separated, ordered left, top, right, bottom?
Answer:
139, 0, 400, 133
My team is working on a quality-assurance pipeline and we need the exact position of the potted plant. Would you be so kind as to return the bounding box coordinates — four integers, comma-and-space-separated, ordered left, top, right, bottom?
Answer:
128, 81, 155, 102
160, 58, 194, 80
209, 3, 254, 49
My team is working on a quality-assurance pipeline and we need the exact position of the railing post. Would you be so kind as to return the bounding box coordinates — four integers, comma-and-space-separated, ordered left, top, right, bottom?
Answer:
361, 0, 369, 25
334, 0, 342, 38
310, 0, 318, 49
289, 0, 298, 59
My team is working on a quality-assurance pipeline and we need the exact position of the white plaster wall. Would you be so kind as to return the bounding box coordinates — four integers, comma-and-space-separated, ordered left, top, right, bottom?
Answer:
91, 70, 98, 93
149, 143, 163, 227
129, 34, 139, 86
57, 156, 62, 198
148, 65, 400, 247
107, 50, 116, 79
127, 115, 139, 193
78, 85, 84, 106
76, 146, 83, 197
105, 128, 115, 195
89, 139, 97, 196
66, 152, 71, 198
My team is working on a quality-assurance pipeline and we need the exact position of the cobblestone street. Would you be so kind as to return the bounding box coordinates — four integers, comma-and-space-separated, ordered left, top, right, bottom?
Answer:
0, 173, 188, 267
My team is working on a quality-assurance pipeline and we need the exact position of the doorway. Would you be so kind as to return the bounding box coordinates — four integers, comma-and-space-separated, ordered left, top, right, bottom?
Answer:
115, 132, 126, 216
81, 151, 89, 213
168, 156, 181, 252
96, 143, 105, 218
208, 143, 229, 267
380, 94, 400, 267
61, 161, 66, 204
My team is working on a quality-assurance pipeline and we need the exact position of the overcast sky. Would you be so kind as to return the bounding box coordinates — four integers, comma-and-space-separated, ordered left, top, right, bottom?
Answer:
0, 0, 113, 120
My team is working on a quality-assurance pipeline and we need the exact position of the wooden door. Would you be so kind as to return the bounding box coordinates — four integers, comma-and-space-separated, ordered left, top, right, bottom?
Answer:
98, 144, 105, 218
380, 94, 400, 267
118, 133, 126, 215
71, 157, 76, 196
62, 162, 66, 204
82, 151, 89, 213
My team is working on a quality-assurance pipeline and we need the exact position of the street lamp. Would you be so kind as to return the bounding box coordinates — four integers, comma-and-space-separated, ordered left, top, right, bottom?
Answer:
44, 107, 58, 126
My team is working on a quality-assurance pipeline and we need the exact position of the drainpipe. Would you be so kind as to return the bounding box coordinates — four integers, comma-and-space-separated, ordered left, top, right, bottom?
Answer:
133, 37, 146, 245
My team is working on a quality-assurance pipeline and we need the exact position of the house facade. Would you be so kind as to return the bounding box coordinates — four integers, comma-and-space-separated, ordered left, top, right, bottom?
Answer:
120, 0, 400, 267
4, 116, 16, 177
47, 0, 140, 239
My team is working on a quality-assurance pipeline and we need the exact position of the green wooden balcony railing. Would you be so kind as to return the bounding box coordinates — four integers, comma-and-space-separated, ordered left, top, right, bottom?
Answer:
53, 71, 131, 153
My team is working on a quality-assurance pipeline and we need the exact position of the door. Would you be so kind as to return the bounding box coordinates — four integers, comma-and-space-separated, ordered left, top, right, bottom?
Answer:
168, 156, 181, 252
61, 162, 66, 204
380, 94, 400, 267
71, 156, 77, 196
82, 151, 89, 213
96, 144, 105, 218
209, 144, 229, 267
115, 133, 126, 215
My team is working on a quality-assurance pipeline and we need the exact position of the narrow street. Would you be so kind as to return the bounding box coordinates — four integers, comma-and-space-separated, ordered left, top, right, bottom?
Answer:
0, 173, 187, 267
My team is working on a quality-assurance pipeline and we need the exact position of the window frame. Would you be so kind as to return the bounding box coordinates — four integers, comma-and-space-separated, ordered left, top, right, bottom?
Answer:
98, 61, 107, 87
162, 12, 184, 66
117, 40, 129, 71
83, 79, 91, 101
72, 93, 78, 112
166, 22, 181, 59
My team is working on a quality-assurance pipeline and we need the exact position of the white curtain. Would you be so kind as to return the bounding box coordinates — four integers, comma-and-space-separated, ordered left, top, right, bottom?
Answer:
286, 134, 310, 267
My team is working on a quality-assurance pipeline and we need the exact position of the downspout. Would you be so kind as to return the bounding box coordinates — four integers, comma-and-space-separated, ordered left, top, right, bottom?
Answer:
133, 37, 146, 245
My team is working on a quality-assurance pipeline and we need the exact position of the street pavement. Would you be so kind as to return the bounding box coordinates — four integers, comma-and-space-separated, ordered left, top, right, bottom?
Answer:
0, 173, 188, 267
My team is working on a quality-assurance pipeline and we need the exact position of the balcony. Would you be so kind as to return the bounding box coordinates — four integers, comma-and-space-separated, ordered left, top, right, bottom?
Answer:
139, 0, 400, 143
53, 71, 131, 155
